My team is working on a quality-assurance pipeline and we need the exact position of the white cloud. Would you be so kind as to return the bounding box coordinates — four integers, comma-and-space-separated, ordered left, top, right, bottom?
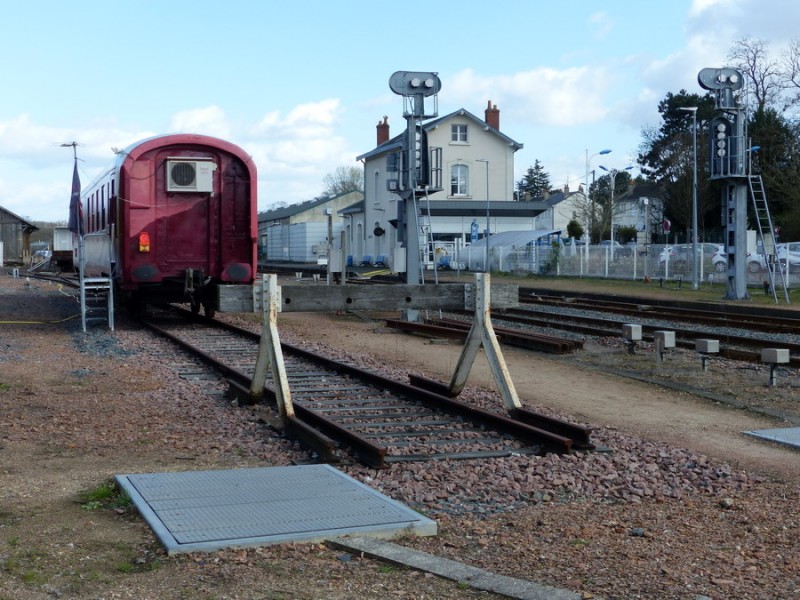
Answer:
0, 98, 363, 220
253, 99, 341, 136
0, 114, 155, 168
244, 99, 355, 209
0, 114, 63, 159
169, 105, 231, 139
446, 67, 611, 128
689, 0, 735, 17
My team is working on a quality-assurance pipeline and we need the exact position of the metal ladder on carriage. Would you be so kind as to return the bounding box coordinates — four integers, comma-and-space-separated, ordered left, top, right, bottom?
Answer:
77, 231, 115, 332
79, 274, 115, 332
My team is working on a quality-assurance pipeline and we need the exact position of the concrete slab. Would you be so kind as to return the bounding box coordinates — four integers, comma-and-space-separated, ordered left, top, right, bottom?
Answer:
328, 536, 582, 600
743, 426, 800, 450
116, 465, 437, 555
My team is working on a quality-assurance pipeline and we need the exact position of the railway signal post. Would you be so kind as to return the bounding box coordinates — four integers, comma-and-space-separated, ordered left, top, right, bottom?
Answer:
698, 67, 757, 301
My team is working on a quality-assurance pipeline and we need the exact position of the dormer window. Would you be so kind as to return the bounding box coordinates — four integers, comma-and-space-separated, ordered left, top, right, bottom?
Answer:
451, 124, 468, 143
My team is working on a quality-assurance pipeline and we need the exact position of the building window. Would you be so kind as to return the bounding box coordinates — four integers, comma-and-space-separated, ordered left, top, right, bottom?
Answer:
451, 124, 468, 143
451, 164, 468, 196
386, 151, 400, 172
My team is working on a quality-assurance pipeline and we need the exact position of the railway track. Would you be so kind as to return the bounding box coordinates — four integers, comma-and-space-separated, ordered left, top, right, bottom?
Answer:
519, 290, 800, 336
384, 316, 583, 354
138, 308, 593, 468
500, 292, 800, 367
370, 289, 800, 367
256, 274, 800, 366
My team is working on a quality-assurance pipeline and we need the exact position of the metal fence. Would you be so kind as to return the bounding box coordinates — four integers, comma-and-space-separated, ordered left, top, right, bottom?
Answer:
450, 243, 799, 288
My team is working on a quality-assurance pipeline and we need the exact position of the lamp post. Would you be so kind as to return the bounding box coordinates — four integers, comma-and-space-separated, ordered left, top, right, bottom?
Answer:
476, 159, 490, 272
598, 165, 634, 260
585, 149, 611, 243
679, 106, 699, 290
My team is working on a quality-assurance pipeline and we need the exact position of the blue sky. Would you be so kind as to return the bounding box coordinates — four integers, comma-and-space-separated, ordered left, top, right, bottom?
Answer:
1, 0, 799, 223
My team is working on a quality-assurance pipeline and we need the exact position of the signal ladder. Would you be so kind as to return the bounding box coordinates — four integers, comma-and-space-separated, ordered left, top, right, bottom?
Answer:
748, 175, 789, 303
80, 276, 115, 332
417, 188, 437, 283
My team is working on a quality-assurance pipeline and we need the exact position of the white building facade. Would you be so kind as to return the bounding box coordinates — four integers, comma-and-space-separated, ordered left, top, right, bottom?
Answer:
355, 102, 551, 268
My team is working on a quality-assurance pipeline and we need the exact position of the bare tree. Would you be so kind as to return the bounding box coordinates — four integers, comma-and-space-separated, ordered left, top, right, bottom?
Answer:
780, 38, 800, 111
728, 37, 783, 114
322, 166, 363, 196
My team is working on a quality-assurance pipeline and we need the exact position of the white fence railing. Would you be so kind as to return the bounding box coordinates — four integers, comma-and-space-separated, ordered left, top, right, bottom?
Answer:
449, 243, 798, 288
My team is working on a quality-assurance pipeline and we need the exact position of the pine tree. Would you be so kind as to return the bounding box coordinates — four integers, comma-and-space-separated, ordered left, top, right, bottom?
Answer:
516, 160, 551, 200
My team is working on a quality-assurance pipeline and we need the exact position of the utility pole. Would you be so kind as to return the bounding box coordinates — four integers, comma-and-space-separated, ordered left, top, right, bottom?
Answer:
679, 106, 699, 290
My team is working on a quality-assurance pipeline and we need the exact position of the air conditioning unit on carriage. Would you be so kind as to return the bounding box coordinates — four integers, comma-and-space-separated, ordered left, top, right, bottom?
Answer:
166, 159, 216, 192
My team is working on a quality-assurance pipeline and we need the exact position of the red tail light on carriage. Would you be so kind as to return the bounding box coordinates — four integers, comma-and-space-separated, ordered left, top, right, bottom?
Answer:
138, 231, 151, 253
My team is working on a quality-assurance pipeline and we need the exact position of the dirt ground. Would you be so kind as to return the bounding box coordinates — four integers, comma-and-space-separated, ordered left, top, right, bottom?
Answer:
1, 273, 799, 599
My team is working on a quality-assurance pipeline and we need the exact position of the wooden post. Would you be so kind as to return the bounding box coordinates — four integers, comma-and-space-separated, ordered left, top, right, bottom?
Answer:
249, 274, 294, 417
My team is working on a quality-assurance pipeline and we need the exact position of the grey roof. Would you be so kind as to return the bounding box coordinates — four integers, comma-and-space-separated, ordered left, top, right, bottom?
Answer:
338, 199, 365, 215
356, 107, 523, 162
620, 182, 664, 202
0, 205, 38, 230
258, 190, 364, 222
356, 138, 403, 162
419, 200, 549, 218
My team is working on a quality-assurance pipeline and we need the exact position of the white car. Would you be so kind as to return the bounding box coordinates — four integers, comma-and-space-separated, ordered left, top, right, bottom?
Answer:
663, 243, 723, 267
776, 242, 800, 268
711, 247, 765, 273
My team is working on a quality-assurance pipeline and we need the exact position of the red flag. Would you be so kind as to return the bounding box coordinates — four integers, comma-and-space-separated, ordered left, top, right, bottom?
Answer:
67, 161, 83, 236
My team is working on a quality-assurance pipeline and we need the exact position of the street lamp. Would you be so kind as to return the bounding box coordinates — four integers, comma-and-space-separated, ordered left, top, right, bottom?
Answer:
476, 159, 490, 272
679, 106, 699, 290
585, 149, 611, 243
598, 164, 634, 260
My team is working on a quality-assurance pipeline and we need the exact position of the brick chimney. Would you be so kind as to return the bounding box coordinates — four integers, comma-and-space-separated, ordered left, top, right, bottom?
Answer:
485, 101, 500, 130
376, 116, 390, 145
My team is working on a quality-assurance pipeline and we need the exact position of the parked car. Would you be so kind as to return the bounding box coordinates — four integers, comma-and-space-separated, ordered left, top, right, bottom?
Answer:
776, 242, 800, 268
599, 240, 630, 257
661, 243, 722, 267
658, 244, 692, 267
710, 247, 765, 273
623, 241, 641, 255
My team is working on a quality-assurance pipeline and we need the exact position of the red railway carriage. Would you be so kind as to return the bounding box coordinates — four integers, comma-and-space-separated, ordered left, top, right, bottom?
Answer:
80, 133, 257, 315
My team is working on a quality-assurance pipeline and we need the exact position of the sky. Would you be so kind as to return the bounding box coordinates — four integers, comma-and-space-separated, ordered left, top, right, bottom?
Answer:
1, 0, 799, 224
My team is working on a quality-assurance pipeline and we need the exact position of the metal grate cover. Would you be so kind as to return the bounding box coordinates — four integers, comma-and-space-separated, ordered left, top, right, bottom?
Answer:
743, 426, 800, 450
116, 465, 437, 554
